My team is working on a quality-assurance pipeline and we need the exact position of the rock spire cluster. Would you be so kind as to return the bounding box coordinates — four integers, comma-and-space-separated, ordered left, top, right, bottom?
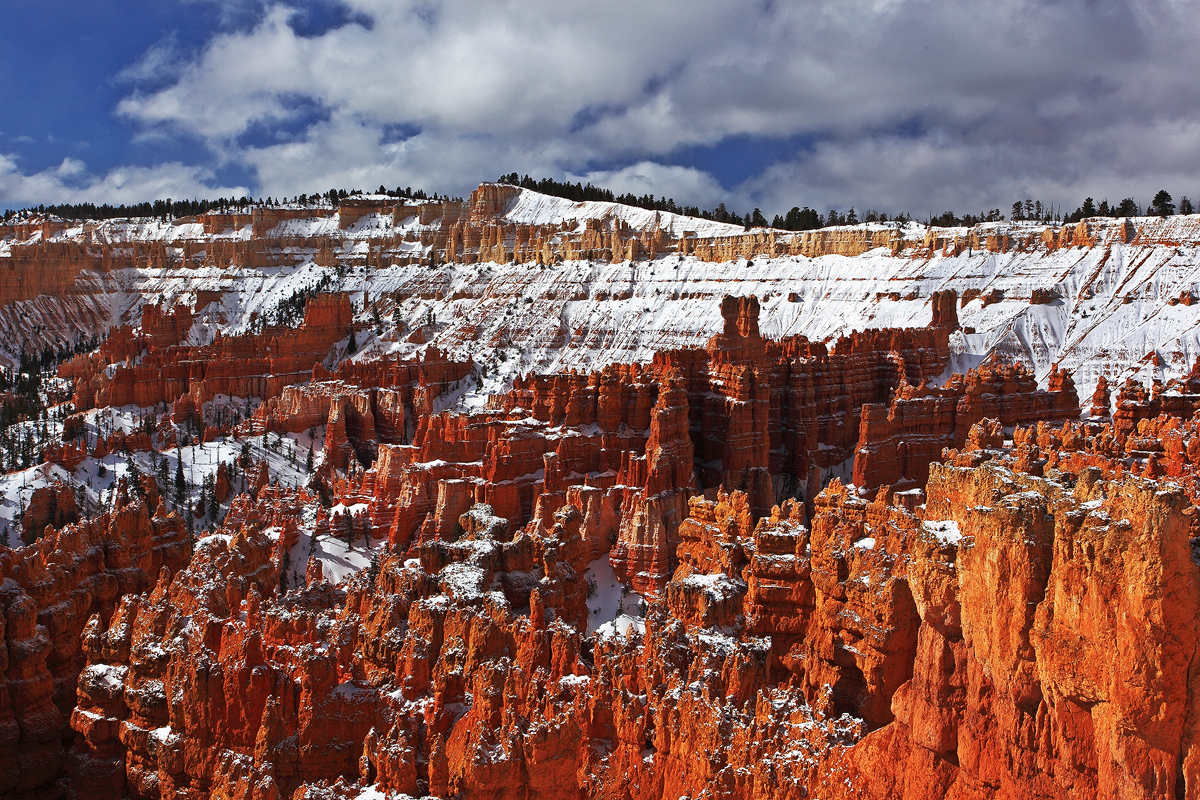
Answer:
3, 183, 1200, 798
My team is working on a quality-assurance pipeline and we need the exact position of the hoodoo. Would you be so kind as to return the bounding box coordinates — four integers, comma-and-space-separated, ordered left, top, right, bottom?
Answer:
3, 183, 1200, 799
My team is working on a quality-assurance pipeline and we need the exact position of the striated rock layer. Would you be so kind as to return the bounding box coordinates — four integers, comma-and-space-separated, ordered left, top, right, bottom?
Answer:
33, 417, 1200, 800
5, 247, 1200, 800
7, 186, 1200, 411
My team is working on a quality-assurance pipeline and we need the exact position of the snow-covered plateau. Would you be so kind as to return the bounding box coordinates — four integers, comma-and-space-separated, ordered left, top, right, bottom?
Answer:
5, 186, 1200, 800
3, 187, 1200, 409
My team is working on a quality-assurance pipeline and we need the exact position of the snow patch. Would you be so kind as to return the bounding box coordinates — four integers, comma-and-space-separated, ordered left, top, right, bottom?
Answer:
584, 554, 642, 635
922, 519, 963, 545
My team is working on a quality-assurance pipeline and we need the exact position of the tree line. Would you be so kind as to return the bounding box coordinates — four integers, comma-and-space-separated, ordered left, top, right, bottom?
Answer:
1, 183, 472, 224
4, 174, 1195, 230
4, 196, 258, 223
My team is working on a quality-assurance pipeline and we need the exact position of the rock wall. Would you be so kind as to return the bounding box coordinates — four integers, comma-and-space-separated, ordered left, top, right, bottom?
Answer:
0, 484, 190, 798
14, 413, 1196, 800
820, 456, 1200, 800
60, 294, 355, 414
8, 188, 1197, 319
297, 295, 952, 601
852, 359, 1080, 491
6, 235, 1200, 799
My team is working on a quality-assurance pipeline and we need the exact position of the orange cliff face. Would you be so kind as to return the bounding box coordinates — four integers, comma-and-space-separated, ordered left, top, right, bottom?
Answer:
9, 282, 1200, 800
817, 458, 1200, 800
5, 189, 1183, 315
852, 358, 1081, 491
38, 423, 1200, 800
300, 294, 953, 601
58, 293, 356, 413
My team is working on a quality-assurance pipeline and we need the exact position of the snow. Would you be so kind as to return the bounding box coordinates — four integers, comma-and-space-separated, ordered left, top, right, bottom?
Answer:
853, 537, 876, 550
676, 571, 745, 601
287, 512, 387, 588
596, 613, 645, 641
438, 562, 489, 599
560, 674, 590, 689
822, 455, 855, 489
353, 787, 425, 800
331, 681, 375, 701
9, 209, 1200, 407
584, 554, 643, 635
0, 462, 74, 548
502, 187, 747, 238
922, 519, 963, 545
82, 664, 127, 693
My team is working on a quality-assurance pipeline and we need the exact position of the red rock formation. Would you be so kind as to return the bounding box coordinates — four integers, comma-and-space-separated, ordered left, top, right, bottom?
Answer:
13, 252, 1200, 800
43, 421, 1200, 800
819, 459, 1200, 800
0, 488, 189, 799
1091, 374, 1111, 417
929, 288, 959, 330
21, 482, 79, 543
853, 358, 1079, 491
62, 293, 355, 414
5, 190, 1195, 341
301, 295, 953, 602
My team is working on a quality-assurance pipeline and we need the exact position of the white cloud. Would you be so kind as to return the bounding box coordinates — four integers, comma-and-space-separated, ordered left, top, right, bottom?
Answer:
18, 0, 1200, 212
115, 35, 184, 85
569, 162, 728, 210
0, 154, 247, 207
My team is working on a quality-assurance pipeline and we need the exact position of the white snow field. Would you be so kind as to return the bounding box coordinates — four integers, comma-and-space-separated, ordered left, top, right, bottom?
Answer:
5, 195, 1200, 411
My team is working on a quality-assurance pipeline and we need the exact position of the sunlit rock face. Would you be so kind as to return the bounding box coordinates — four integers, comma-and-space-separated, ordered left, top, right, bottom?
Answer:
4, 187, 1200, 798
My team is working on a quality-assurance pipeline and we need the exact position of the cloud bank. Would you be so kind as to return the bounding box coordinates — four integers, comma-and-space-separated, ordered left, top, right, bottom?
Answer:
0, 155, 246, 207
7, 0, 1200, 215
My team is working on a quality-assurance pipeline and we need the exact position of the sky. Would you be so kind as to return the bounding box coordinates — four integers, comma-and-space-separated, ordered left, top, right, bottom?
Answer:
3, 0, 1200, 218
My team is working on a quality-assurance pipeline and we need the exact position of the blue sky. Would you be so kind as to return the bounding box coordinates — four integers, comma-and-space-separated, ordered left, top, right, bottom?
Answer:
3, 1, 1200, 217
1, 2, 226, 176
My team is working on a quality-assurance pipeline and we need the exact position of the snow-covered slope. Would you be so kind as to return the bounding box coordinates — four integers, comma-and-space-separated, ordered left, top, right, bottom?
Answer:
500, 189, 748, 238
4, 190, 1200, 407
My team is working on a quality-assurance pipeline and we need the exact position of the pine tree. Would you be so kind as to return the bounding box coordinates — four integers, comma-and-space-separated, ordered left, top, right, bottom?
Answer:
1181, 197, 1194, 215
347, 330, 357, 355
175, 458, 186, 506
156, 453, 169, 493
367, 551, 380, 587
344, 512, 355, 549
306, 445, 314, 473
779, 206, 821, 231
126, 454, 143, 499
1150, 190, 1175, 217
207, 475, 219, 518
280, 550, 292, 592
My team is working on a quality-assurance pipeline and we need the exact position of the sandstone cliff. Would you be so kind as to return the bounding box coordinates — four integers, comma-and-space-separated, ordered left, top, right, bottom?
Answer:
5, 190, 1200, 800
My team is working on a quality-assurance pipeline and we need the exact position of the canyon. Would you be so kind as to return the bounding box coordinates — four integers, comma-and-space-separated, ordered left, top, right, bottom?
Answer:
2, 184, 1200, 798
